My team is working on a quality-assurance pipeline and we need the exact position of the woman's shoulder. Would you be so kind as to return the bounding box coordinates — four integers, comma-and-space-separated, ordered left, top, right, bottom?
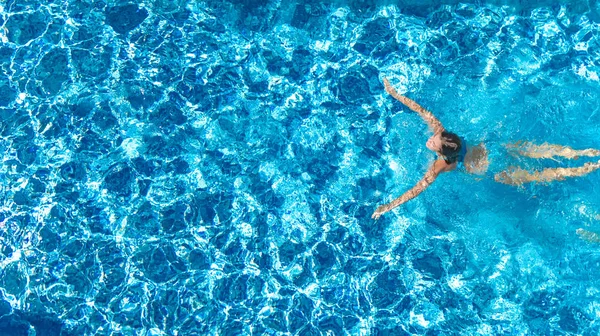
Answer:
434, 158, 457, 173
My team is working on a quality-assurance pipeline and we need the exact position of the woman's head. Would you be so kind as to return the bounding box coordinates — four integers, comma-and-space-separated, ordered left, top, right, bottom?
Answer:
426, 131, 462, 162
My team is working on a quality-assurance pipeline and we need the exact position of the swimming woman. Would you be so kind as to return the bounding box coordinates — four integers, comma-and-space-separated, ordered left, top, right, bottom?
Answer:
372, 78, 600, 219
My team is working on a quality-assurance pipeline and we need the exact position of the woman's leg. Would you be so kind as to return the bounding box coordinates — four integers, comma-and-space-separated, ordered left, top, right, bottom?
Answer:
494, 161, 600, 186
576, 228, 600, 243
505, 142, 600, 159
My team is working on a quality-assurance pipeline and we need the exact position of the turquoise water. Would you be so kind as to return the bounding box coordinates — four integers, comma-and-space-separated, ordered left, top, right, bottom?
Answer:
1, 0, 600, 334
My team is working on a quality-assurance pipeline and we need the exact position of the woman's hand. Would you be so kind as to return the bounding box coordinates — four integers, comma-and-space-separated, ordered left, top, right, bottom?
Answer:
371, 205, 388, 220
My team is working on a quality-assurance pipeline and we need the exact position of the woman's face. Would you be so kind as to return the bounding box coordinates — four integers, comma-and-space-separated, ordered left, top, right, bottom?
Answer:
426, 132, 443, 153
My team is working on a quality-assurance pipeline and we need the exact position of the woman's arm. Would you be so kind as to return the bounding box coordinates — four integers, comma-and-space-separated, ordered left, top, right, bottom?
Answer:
371, 160, 452, 219
383, 77, 445, 134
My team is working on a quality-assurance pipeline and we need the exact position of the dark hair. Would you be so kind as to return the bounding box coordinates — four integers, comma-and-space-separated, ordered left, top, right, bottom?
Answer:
440, 131, 462, 164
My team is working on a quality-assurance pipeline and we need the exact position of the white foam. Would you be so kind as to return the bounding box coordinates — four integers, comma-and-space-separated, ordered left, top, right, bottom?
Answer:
239, 222, 253, 238
448, 275, 464, 291
120, 138, 142, 158
410, 312, 430, 328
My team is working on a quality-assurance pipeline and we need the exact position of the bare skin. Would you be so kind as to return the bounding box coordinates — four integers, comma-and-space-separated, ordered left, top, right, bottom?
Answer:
495, 142, 600, 185
372, 159, 453, 219
373, 79, 456, 220
464, 142, 489, 174
504, 141, 600, 160
372, 78, 600, 219
494, 161, 600, 185
383, 78, 444, 134
576, 228, 600, 243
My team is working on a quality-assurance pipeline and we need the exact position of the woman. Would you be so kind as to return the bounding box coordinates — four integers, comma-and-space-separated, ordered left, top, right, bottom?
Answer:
372, 78, 600, 219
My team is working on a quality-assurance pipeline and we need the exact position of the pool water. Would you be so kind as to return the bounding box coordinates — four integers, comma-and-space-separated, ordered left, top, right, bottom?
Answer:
1, 0, 600, 334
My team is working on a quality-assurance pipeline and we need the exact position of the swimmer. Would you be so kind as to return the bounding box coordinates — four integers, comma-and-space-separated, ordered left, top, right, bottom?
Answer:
372, 78, 600, 219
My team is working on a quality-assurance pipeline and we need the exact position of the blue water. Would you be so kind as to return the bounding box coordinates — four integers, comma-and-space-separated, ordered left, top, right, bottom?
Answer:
1, 0, 600, 334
